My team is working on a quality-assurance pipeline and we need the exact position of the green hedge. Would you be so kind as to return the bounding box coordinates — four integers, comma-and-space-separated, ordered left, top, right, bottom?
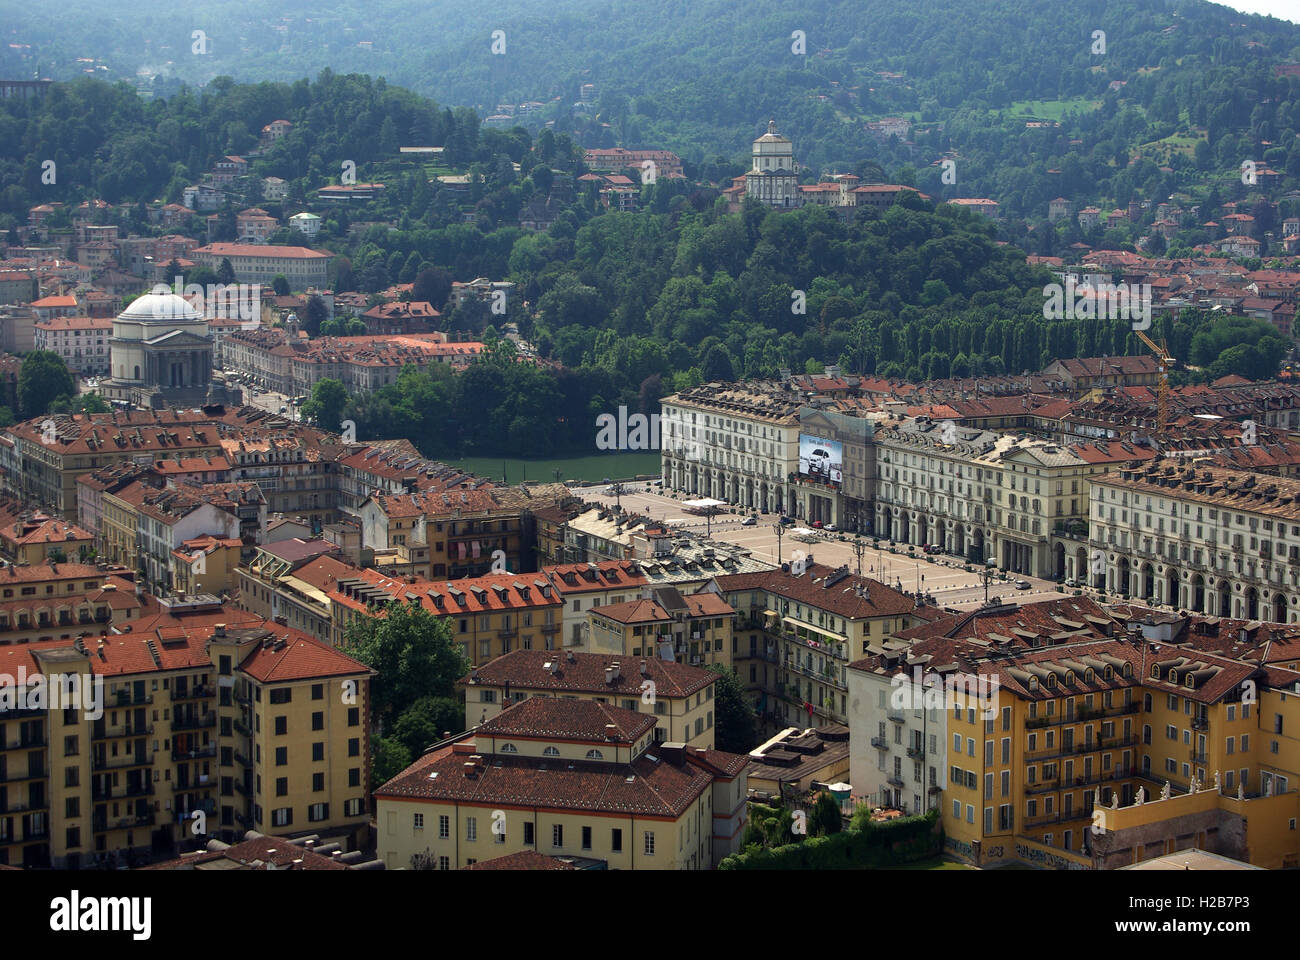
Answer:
719, 809, 941, 870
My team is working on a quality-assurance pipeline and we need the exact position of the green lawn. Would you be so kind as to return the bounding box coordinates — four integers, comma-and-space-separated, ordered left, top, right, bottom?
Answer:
445, 452, 662, 484
1006, 97, 1100, 121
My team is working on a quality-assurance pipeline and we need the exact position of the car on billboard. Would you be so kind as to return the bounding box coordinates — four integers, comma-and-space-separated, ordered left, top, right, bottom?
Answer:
807, 447, 834, 477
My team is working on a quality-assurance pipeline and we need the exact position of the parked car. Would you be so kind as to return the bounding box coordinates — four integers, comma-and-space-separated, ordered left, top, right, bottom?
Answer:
1015, 580, 1032, 590
812, 520, 823, 529
1064, 578, 1077, 587
741, 516, 756, 526
825, 524, 837, 532
779, 516, 794, 525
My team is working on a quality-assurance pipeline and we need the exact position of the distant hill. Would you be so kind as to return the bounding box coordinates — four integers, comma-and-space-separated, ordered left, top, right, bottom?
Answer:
2, 0, 1299, 224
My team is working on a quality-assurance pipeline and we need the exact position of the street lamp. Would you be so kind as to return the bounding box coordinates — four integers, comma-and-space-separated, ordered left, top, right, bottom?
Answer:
981, 558, 997, 607
772, 520, 785, 566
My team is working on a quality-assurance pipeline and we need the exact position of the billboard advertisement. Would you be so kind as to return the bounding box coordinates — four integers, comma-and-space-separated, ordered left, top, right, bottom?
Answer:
799, 435, 843, 486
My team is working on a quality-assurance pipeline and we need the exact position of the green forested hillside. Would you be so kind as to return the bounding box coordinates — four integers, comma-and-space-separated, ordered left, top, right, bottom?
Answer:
4, 0, 1300, 223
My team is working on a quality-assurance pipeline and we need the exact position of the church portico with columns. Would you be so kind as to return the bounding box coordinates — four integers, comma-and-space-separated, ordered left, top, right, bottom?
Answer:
100, 291, 241, 410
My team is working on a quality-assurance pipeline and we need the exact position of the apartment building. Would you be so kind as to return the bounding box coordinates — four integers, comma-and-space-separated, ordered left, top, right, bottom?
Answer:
236, 540, 350, 643
221, 431, 342, 527
753, 563, 918, 729
7, 411, 226, 519
374, 698, 750, 870
359, 483, 569, 580
33, 315, 113, 376
660, 381, 803, 515
587, 589, 735, 672
190, 243, 331, 288
170, 535, 242, 596
459, 649, 718, 747
0, 514, 94, 565
326, 569, 562, 663
1089, 460, 1300, 621
0, 562, 140, 645
542, 560, 649, 648
848, 594, 1300, 868
874, 416, 1142, 579
99, 480, 246, 592
0, 611, 373, 868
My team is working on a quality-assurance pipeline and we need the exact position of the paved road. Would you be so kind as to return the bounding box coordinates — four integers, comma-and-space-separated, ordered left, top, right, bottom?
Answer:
577, 485, 1065, 612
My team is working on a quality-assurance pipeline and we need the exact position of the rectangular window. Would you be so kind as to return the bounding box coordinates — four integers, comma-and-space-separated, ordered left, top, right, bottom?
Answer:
643, 831, 655, 856
438, 815, 449, 839
467, 817, 477, 841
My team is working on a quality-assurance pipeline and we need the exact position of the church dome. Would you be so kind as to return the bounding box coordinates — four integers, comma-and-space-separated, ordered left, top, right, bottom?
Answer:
118, 291, 203, 323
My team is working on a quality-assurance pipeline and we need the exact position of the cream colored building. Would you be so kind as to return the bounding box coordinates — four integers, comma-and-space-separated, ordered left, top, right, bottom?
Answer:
1089, 460, 1300, 621
460, 649, 720, 747
374, 698, 750, 870
660, 382, 802, 514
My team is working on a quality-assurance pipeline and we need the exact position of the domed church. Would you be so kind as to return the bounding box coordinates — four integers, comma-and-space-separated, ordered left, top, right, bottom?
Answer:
99, 292, 242, 409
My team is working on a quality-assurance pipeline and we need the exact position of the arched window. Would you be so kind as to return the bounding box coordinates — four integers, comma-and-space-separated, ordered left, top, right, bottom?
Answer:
585, 749, 603, 760
133, 365, 140, 380
499, 743, 517, 753
543, 746, 560, 757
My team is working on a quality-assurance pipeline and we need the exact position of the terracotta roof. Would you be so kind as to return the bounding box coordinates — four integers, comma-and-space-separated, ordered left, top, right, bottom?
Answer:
462, 850, 575, 870
462, 649, 715, 699
477, 697, 654, 744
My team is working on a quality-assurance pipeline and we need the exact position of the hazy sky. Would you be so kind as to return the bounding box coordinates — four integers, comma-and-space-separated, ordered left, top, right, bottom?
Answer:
1216, 0, 1300, 22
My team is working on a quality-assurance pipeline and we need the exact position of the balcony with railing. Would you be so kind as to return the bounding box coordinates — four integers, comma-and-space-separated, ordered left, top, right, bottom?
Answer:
906, 745, 926, 760
776, 624, 848, 660
1024, 735, 1140, 763
170, 685, 214, 702
886, 775, 905, 788
171, 712, 217, 731
91, 752, 151, 771
96, 811, 156, 832
92, 722, 153, 741
172, 743, 217, 762
110, 689, 153, 707
871, 736, 888, 750
92, 781, 154, 801
0, 733, 46, 751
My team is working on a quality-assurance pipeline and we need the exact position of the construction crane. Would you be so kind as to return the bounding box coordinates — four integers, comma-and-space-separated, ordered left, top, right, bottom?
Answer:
1134, 329, 1175, 442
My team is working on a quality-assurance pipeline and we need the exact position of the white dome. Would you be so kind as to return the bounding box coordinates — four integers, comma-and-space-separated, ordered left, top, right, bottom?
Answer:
118, 292, 202, 323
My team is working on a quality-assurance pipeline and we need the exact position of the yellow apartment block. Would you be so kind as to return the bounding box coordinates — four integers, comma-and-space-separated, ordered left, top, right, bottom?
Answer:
0, 612, 373, 868
327, 569, 562, 662
587, 589, 735, 669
